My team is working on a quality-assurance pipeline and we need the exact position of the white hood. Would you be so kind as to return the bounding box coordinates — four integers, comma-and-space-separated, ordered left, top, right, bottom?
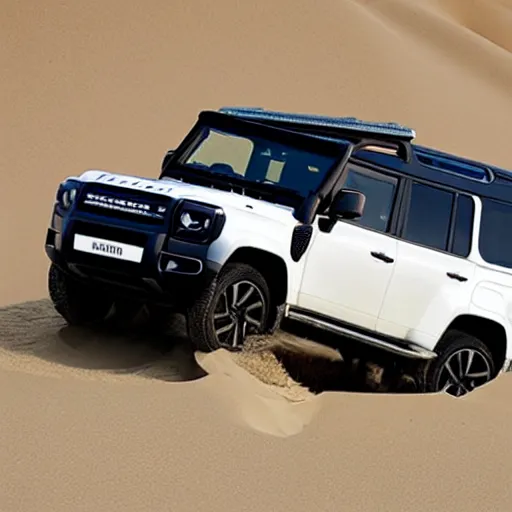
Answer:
76, 170, 297, 226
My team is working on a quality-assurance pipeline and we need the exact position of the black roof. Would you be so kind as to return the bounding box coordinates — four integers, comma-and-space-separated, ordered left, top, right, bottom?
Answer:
212, 107, 512, 203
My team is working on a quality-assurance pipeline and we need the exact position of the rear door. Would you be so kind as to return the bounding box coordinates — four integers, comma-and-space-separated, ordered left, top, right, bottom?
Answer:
376, 181, 476, 341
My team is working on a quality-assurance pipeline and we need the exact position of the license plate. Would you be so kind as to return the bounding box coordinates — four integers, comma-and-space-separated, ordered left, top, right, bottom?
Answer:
73, 234, 144, 263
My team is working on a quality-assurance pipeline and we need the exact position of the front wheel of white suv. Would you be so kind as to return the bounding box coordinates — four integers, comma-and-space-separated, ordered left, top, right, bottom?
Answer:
48, 263, 114, 326
422, 330, 495, 397
187, 263, 271, 352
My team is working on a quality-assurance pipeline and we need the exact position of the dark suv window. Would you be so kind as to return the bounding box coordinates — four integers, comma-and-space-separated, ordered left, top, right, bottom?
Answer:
403, 182, 454, 250
479, 198, 512, 268
341, 165, 398, 232
402, 182, 474, 255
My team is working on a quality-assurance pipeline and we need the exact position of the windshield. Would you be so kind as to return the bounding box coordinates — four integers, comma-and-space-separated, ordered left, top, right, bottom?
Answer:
179, 127, 342, 199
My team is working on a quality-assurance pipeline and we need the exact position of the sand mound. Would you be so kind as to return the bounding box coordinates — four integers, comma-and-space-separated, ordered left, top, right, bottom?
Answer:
197, 348, 318, 437
233, 348, 298, 389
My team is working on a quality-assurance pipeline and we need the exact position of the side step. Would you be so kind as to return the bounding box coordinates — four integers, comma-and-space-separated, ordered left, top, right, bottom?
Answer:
287, 310, 437, 360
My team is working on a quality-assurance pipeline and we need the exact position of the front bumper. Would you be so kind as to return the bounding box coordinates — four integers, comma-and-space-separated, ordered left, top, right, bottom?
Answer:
45, 210, 220, 307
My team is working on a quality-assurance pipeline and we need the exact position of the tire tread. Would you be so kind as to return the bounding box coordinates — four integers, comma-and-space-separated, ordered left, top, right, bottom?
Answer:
187, 263, 271, 352
422, 329, 495, 394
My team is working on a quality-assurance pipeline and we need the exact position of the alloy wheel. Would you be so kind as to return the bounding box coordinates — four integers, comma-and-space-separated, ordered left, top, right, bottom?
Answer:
436, 348, 493, 397
212, 280, 266, 349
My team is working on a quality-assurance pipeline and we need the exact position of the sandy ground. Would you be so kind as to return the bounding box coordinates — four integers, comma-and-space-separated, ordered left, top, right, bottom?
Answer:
2, 0, 512, 510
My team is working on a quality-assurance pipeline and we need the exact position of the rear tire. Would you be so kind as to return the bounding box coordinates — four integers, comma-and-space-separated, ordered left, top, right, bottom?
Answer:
48, 264, 114, 326
421, 329, 495, 397
187, 263, 271, 352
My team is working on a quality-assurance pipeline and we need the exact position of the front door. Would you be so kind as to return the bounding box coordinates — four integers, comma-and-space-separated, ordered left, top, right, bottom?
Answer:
297, 163, 401, 331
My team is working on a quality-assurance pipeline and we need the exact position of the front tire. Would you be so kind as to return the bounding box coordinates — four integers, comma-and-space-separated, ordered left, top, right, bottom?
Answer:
187, 263, 271, 352
48, 264, 114, 326
422, 330, 495, 397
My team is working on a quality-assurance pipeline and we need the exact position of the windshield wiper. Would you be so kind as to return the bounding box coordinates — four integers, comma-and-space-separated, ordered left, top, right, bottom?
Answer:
251, 179, 304, 200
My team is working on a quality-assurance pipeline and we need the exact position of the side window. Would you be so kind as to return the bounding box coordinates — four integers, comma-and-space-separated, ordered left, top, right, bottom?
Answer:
451, 195, 474, 257
479, 198, 512, 268
403, 182, 454, 251
341, 166, 398, 233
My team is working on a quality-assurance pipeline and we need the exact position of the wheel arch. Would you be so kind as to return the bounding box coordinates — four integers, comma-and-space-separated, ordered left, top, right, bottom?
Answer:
223, 247, 288, 329
438, 314, 507, 373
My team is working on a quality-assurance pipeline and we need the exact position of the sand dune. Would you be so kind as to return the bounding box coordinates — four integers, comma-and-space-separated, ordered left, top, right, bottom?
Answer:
2, 0, 512, 510
3, 0, 512, 306
1, 299, 512, 510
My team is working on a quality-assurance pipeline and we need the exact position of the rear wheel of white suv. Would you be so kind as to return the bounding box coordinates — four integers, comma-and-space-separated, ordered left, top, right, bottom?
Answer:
187, 263, 270, 352
422, 330, 495, 397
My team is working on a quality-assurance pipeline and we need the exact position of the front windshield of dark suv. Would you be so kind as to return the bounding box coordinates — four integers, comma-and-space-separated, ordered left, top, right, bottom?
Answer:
178, 125, 345, 201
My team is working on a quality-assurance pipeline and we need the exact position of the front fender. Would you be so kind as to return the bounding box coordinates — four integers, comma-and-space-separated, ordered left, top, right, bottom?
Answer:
205, 209, 305, 302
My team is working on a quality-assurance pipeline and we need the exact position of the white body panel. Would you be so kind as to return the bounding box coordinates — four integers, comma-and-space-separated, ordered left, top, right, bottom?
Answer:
376, 241, 476, 350
69, 169, 512, 370
470, 266, 512, 358
298, 220, 397, 331
76, 170, 307, 302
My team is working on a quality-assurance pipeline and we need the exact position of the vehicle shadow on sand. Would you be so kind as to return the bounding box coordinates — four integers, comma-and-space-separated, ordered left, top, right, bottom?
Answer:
0, 299, 421, 393
0, 299, 206, 382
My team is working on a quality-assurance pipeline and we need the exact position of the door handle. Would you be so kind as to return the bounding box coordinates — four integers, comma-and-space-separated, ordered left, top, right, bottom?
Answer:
447, 272, 468, 282
371, 251, 394, 264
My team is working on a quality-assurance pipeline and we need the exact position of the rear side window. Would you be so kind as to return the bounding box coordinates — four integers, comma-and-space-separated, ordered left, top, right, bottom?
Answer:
479, 198, 512, 268
402, 182, 454, 251
451, 195, 474, 257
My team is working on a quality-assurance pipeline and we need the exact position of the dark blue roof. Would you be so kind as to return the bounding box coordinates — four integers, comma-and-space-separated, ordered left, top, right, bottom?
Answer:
217, 106, 512, 203
354, 143, 512, 203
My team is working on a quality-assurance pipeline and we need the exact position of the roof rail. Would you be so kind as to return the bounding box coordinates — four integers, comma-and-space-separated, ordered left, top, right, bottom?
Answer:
218, 106, 416, 142
413, 146, 494, 183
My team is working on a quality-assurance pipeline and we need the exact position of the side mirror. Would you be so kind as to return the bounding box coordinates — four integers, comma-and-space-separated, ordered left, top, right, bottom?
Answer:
330, 189, 366, 220
318, 189, 366, 233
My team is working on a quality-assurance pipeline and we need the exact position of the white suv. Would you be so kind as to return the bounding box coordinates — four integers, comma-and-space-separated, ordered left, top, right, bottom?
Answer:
44, 106, 512, 397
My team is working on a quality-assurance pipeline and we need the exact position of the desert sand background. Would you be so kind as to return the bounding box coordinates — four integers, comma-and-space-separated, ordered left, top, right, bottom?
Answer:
2, 0, 512, 510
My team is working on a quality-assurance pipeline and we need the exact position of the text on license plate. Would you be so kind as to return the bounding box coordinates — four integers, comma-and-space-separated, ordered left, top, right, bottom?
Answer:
73, 234, 144, 263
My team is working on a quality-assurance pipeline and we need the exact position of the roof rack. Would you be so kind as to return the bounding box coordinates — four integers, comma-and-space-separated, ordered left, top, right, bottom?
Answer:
413, 145, 494, 184
218, 106, 417, 142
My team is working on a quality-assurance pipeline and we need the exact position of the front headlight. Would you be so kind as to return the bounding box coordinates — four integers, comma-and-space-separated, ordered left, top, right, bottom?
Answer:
180, 210, 211, 232
56, 180, 81, 210
172, 200, 225, 244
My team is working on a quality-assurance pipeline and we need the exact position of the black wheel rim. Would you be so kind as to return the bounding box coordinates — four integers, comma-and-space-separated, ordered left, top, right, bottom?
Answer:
212, 280, 267, 349
435, 348, 493, 397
